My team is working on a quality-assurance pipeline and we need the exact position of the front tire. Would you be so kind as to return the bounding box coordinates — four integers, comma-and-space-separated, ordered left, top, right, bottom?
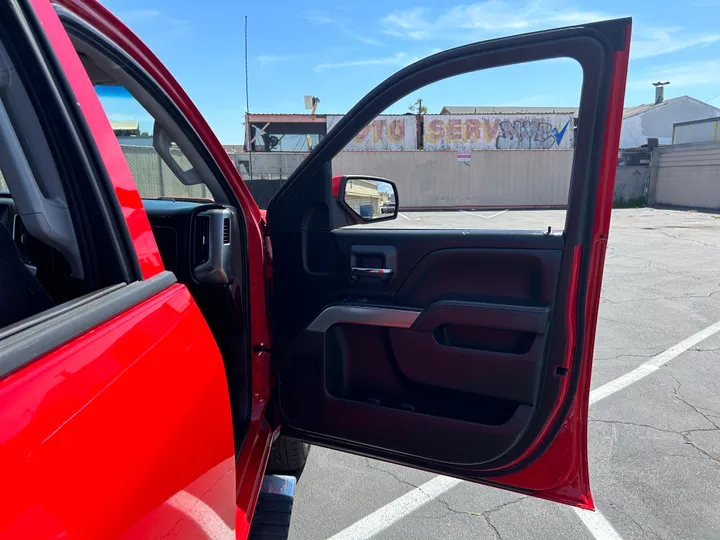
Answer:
266, 437, 310, 477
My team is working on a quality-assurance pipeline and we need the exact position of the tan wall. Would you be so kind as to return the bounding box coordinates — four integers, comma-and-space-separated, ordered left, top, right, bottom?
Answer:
654, 143, 720, 209
331, 150, 574, 209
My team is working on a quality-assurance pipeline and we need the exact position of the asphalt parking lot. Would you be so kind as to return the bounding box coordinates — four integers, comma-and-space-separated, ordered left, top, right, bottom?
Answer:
286, 208, 720, 540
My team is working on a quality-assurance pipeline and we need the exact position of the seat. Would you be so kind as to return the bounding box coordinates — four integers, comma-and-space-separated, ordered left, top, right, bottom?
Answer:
0, 222, 54, 327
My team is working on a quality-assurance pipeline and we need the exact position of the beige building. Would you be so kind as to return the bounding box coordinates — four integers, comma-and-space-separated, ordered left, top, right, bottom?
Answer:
344, 179, 383, 218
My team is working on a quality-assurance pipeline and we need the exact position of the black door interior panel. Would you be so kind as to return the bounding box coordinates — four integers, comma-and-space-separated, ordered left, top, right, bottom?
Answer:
336, 229, 564, 299
389, 328, 546, 405
278, 326, 534, 465
393, 248, 561, 306
275, 229, 569, 466
412, 301, 549, 334
269, 18, 631, 476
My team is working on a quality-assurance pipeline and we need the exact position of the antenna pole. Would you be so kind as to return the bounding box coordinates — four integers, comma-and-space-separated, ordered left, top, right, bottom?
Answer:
245, 15, 253, 180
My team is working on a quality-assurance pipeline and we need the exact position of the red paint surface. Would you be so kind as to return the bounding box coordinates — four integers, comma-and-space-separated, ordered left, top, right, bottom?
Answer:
54, 0, 270, 411
490, 246, 590, 508
332, 175, 342, 197
31, 0, 163, 278
488, 27, 631, 508
52, 0, 272, 522
0, 284, 236, 538
234, 421, 276, 538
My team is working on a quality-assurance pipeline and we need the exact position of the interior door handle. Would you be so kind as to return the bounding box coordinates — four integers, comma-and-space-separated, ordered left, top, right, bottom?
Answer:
351, 267, 394, 279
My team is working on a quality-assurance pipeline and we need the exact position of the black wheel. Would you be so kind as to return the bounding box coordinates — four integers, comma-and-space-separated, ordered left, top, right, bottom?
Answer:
266, 437, 310, 476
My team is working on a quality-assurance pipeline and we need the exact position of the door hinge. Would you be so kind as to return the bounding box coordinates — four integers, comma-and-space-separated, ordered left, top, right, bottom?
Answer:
253, 344, 272, 354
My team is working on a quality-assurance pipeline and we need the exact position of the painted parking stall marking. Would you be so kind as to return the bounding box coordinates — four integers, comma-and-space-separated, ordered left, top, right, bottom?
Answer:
327, 316, 720, 540
326, 476, 462, 540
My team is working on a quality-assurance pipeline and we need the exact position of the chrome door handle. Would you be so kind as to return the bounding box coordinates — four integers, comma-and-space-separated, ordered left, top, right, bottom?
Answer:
351, 267, 394, 279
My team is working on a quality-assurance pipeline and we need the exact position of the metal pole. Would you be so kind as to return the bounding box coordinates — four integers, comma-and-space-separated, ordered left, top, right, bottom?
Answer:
245, 15, 253, 180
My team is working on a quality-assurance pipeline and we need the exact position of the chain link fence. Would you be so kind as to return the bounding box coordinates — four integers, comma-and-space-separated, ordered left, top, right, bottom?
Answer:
121, 145, 213, 200
0, 145, 214, 200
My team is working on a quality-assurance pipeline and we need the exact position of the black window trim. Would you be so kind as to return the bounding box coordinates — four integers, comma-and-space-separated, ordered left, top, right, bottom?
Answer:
8, 0, 139, 284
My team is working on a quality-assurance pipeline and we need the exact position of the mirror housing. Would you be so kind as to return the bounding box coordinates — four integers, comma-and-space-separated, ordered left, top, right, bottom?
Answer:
334, 175, 398, 224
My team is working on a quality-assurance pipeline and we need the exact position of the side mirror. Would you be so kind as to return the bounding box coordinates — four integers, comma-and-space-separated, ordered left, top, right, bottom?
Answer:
335, 175, 398, 223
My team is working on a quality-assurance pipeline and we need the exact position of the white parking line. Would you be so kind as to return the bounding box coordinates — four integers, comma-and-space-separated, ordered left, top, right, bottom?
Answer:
460, 209, 508, 219
398, 213, 411, 220
573, 507, 624, 540
327, 318, 720, 540
326, 476, 462, 540
589, 318, 720, 405
483, 209, 509, 219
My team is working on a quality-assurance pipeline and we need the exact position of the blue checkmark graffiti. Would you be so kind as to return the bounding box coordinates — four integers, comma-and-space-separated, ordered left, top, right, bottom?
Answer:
552, 121, 570, 146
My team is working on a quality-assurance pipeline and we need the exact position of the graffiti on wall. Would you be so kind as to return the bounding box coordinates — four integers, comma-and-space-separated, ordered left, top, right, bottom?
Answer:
327, 115, 417, 151
423, 114, 574, 150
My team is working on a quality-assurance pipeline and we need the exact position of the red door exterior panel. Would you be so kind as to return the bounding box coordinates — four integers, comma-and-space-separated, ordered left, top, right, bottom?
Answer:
0, 284, 236, 539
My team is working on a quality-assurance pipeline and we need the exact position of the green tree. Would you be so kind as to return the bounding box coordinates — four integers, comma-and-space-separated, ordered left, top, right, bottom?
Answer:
408, 98, 428, 114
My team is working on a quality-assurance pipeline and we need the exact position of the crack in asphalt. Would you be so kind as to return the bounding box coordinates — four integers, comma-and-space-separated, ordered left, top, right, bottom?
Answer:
607, 253, 706, 281
666, 372, 720, 432
426, 494, 526, 540
589, 417, 720, 464
363, 459, 420, 492
483, 513, 504, 540
593, 352, 658, 361
601, 290, 720, 305
614, 506, 664, 540
589, 371, 720, 466
367, 461, 527, 540
657, 230, 720, 250
365, 454, 528, 532
691, 345, 720, 353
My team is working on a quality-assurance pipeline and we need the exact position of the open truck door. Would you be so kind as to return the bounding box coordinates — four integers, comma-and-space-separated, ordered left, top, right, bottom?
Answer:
267, 18, 631, 508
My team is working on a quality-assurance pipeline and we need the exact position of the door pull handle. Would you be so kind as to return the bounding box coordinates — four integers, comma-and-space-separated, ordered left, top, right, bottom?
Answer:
351, 267, 394, 279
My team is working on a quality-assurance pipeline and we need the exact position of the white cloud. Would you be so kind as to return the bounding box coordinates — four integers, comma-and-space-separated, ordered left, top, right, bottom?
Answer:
116, 8, 188, 35
257, 55, 297, 67
304, 12, 384, 46
631, 28, 720, 59
303, 14, 338, 24
629, 60, 720, 89
378, 1, 720, 61
380, 7, 433, 40
117, 9, 162, 24
314, 52, 417, 71
348, 32, 384, 46
379, 1, 613, 40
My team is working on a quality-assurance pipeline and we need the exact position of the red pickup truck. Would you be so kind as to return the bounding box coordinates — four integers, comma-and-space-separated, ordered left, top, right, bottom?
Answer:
0, 1, 630, 537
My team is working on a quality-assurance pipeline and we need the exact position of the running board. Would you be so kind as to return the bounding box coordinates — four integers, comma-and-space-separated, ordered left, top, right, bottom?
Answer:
248, 475, 296, 539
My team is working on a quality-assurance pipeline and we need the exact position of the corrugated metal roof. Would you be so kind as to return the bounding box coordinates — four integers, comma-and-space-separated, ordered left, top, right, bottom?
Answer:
246, 113, 326, 123
441, 96, 720, 119
246, 113, 415, 119
440, 106, 578, 115
620, 96, 720, 119
110, 121, 139, 130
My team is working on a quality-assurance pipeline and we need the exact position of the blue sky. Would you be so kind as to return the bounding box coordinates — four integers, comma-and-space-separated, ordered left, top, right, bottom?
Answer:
102, 0, 720, 143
